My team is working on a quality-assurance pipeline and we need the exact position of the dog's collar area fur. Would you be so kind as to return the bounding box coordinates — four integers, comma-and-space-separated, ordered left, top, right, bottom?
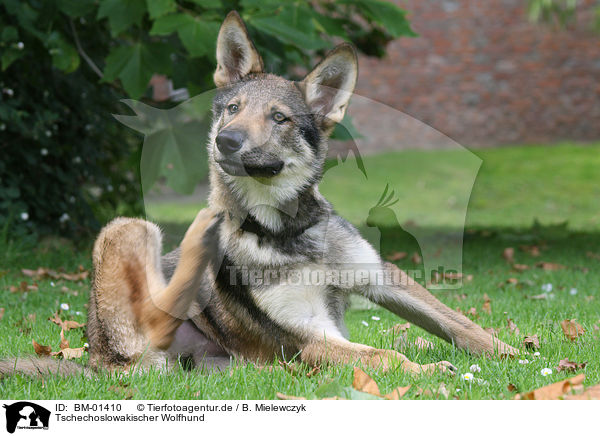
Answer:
228, 211, 313, 239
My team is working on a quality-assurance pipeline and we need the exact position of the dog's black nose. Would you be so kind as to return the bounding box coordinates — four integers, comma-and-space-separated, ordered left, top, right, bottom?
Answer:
216, 130, 245, 155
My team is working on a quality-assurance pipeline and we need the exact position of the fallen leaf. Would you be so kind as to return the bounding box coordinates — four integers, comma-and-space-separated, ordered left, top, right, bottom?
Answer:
52, 347, 85, 359
523, 335, 540, 350
59, 329, 69, 350
32, 339, 52, 356
21, 267, 89, 282
514, 374, 585, 400
512, 264, 530, 272
0, 307, 4, 321
556, 358, 587, 373
520, 245, 541, 257
278, 360, 299, 376
48, 313, 86, 331
384, 386, 411, 400
431, 272, 473, 283
506, 278, 519, 285
536, 262, 565, 271
526, 293, 547, 300
466, 307, 479, 319
276, 393, 307, 400
414, 337, 434, 350
387, 322, 411, 334
482, 294, 492, 315
507, 318, 520, 335
411, 252, 422, 265
305, 366, 321, 378
585, 251, 600, 260
502, 247, 515, 263
352, 367, 381, 396
386, 251, 407, 261
560, 319, 585, 341
507, 383, 518, 392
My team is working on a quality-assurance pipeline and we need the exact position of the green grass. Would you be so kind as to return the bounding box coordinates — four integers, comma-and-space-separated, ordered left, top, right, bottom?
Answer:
1, 143, 599, 400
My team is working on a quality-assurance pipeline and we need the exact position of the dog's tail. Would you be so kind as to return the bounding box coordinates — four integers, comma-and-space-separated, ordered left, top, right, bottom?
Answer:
0, 356, 94, 378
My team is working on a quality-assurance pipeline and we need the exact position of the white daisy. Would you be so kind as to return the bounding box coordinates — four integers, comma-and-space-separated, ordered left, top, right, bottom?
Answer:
60, 303, 70, 311
469, 364, 481, 373
20, 212, 29, 221
541, 368, 553, 376
371, 316, 380, 321
361, 320, 369, 327
462, 372, 474, 381
569, 288, 578, 295
541, 283, 553, 293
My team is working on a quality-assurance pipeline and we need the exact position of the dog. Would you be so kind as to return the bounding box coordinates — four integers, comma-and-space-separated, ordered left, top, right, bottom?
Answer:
1, 11, 517, 378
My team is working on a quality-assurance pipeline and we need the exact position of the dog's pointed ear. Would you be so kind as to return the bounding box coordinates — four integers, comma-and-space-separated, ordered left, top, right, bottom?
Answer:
214, 11, 263, 87
301, 43, 358, 130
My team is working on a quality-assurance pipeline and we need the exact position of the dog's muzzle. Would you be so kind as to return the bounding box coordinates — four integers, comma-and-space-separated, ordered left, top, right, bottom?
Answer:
216, 147, 284, 178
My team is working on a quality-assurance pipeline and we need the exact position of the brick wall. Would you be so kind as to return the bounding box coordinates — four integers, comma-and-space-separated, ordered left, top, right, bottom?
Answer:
349, 0, 600, 149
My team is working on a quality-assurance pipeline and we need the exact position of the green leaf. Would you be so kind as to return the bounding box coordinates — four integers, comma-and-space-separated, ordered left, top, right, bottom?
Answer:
248, 15, 328, 50
1, 50, 24, 71
188, 0, 222, 9
47, 32, 80, 73
146, 0, 176, 19
57, 0, 96, 17
97, 0, 146, 36
151, 14, 220, 58
347, 0, 416, 37
102, 43, 170, 98
1, 26, 18, 42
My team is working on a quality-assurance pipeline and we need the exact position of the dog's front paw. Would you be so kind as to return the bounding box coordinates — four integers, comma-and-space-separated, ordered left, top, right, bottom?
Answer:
419, 360, 457, 375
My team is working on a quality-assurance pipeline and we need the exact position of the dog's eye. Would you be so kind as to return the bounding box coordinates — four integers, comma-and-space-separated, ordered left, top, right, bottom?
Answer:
272, 112, 287, 123
227, 104, 239, 114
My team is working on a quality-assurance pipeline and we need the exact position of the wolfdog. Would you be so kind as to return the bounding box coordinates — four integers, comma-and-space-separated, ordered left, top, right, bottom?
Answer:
1, 11, 517, 378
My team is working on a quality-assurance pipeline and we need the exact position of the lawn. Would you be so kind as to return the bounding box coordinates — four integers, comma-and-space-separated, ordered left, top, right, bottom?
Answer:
1, 143, 599, 400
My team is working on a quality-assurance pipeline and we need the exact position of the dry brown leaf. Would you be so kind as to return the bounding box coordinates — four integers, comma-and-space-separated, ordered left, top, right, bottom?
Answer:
466, 307, 479, 319
514, 374, 585, 400
482, 294, 492, 315
411, 252, 422, 265
431, 272, 473, 284
536, 262, 565, 271
384, 386, 411, 400
21, 267, 89, 282
0, 307, 4, 321
52, 347, 85, 359
507, 318, 520, 335
512, 264, 530, 272
523, 335, 540, 350
305, 366, 320, 378
352, 367, 381, 396
563, 384, 600, 400
278, 360, 299, 376
386, 251, 407, 261
556, 358, 587, 373
502, 247, 515, 263
506, 278, 519, 285
520, 245, 541, 257
414, 337, 434, 350
585, 251, 600, 260
387, 322, 411, 334
560, 319, 585, 341
48, 312, 85, 331
276, 393, 307, 400
32, 339, 52, 356
59, 329, 69, 350
526, 293, 547, 300
507, 383, 518, 392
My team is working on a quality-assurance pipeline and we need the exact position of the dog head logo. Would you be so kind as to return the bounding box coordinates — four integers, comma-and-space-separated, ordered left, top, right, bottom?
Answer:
3, 402, 50, 433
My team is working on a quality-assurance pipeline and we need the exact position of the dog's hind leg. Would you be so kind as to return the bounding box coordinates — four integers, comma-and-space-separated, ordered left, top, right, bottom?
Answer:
88, 209, 216, 371
365, 262, 519, 357
299, 336, 456, 375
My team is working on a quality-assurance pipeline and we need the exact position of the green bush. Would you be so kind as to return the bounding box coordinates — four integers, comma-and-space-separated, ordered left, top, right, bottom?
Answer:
0, 0, 414, 239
